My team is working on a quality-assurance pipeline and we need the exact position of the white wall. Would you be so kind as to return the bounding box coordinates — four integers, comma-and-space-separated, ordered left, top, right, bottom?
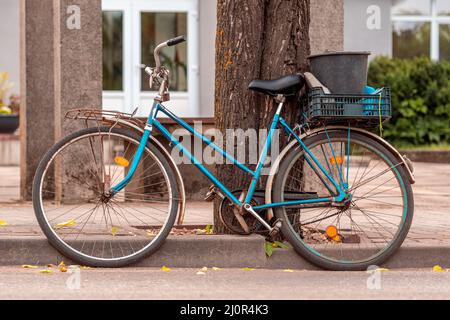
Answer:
199, 0, 216, 117
344, 0, 392, 59
0, 0, 20, 103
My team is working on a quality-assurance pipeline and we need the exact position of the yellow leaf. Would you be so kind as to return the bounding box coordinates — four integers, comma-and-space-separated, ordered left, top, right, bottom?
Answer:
283, 269, 294, 273
114, 156, 130, 168
205, 225, 213, 235
22, 265, 38, 269
111, 226, 119, 236
195, 229, 206, 235
242, 267, 254, 271
0, 219, 8, 226
212, 267, 221, 271
200, 267, 208, 272
433, 265, 444, 272
196, 271, 206, 275
54, 219, 77, 229
146, 229, 156, 237
332, 235, 341, 242
161, 266, 171, 272
330, 156, 344, 165
39, 269, 53, 274
81, 266, 92, 270
375, 268, 390, 272
58, 261, 67, 273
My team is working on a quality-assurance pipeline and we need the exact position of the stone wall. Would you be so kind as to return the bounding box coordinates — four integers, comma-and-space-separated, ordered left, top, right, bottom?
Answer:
20, 0, 102, 200
309, 0, 345, 55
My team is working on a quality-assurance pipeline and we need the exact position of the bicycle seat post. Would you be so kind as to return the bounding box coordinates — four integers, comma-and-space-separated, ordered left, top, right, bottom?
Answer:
274, 94, 286, 116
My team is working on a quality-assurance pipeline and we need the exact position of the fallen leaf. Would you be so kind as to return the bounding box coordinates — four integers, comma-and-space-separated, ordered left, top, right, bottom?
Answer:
212, 267, 222, 271
273, 241, 290, 249
54, 219, 77, 229
196, 271, 206, 275
283, 269, 294, 273
0, 219, 8, 226
46, 264, 56, 268
265, 242, 273, 257
114, 156, 130, 168
200, 267, 208, 272
111, 226, 119, 236
146, 229, 156, 237
57, 261, 68, 273
161, 266, 171, 272
205, 225, 214, 235
39, 269, 52, 274
22, 265, 38, 269
195, 229, 206, 235
330, 156, 344, 165
433, 265, 444, 272
374, 268, 389, 272
332, 235, 341, 242
242, 267, 254, 271
80, 266, 92, 270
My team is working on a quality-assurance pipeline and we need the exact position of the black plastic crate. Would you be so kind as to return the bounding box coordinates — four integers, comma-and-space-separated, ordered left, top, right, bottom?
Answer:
305, 87, 392, 126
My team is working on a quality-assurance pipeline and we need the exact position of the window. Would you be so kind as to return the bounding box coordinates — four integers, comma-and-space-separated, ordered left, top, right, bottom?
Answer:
392, 0, 431, 16
102, 11, 123, 91
393, 21, 431, 58
102, 0, 199, 117
392, 0, 450, 60
440, 24, 450, 60
437, 0, 450, 16
140, 12, 188, 92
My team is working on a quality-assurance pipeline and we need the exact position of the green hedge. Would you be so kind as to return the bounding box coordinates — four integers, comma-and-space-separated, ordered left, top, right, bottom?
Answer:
368, 56, 450, 147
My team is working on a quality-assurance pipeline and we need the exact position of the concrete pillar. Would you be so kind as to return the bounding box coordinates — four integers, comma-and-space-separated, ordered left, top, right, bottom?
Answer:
309, 0, 344, 55
20, 0, 102, 200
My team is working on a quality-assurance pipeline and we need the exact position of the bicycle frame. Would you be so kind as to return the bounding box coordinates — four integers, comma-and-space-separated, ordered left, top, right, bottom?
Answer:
110, 100, 348, 214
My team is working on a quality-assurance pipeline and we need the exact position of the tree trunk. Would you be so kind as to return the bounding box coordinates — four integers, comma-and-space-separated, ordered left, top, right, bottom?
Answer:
214, 0, 311, 233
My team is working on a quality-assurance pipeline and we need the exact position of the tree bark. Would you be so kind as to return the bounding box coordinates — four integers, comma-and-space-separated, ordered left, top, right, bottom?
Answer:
214, 0, 311, 233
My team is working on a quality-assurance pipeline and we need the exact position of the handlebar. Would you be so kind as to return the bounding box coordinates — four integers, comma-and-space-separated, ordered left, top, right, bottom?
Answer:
153, 35, 186, 69
167, 35, 186, 47
143, 36, 186, 101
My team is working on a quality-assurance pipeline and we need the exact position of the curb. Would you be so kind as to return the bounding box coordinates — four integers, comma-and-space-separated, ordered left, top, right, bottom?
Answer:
400, 150, 450, 164
0, 235, 449, 269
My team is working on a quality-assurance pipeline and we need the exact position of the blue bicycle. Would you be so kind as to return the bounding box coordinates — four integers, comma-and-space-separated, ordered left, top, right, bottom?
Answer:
32, 37, 414, 270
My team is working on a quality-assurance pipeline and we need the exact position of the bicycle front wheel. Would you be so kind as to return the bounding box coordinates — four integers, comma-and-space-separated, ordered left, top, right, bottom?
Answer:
32, 127, 179, 267
272, 130, 414, 271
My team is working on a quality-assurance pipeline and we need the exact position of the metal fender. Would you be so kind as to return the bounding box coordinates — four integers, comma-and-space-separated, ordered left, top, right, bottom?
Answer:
264, 126, 415, 219
108, 118, 187, 225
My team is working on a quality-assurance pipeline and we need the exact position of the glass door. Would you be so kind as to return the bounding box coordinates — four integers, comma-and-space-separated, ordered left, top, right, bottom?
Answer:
102, 0, 199, 117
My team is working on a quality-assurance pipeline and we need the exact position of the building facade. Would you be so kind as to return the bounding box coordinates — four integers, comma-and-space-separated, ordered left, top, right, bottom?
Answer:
1, 0, 449, 117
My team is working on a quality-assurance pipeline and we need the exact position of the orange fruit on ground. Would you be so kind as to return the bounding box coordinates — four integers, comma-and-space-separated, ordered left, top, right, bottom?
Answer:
326, 225, 338, 238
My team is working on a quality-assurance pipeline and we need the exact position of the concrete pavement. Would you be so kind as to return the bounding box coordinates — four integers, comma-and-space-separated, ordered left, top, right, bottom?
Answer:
0, 267, 449, 300
1, 162, 450, 244
0, 162, 450, 269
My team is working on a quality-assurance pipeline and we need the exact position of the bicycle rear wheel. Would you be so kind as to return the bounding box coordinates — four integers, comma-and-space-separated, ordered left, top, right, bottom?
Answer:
32, 127, 179, 267
272, 130, 414, 271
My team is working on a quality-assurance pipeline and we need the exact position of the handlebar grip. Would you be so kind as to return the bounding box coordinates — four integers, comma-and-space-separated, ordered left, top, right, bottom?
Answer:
167, 36, 186, 47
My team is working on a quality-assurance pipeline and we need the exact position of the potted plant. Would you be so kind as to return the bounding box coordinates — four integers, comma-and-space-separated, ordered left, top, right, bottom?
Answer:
0, 72, 19, 134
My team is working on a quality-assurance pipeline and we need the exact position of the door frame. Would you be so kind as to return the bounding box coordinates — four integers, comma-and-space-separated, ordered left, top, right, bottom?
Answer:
102, 0, 200, 117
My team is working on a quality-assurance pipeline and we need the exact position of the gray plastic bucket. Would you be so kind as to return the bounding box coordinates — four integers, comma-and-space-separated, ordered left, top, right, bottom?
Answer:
308, 52, 371, 94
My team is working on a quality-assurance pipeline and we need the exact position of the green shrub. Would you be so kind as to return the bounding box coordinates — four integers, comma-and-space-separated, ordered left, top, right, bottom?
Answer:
368, 56, 450, 147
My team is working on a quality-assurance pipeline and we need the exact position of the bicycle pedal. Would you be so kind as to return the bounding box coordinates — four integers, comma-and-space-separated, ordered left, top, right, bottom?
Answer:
268, 219, 283, 240
204, 185, 219, 202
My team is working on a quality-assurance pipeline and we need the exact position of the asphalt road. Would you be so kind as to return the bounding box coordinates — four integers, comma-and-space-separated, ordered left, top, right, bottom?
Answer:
0, 267, 449, 300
